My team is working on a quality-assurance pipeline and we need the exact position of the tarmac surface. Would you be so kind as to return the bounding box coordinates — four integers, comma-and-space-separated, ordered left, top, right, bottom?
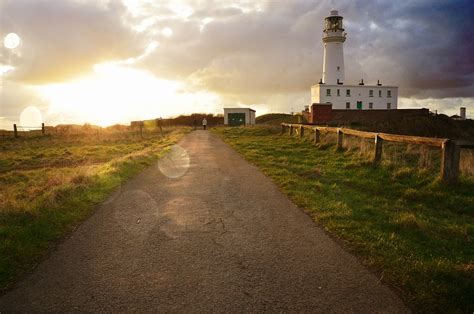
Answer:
0, 130, 409, 312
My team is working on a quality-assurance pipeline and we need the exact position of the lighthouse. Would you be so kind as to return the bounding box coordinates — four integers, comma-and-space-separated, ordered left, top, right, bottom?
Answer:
311, 10, 398, 110
322, 10, 346, 85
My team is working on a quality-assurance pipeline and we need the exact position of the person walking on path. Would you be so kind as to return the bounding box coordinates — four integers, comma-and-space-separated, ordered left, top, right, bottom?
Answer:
202, 118, 207, 130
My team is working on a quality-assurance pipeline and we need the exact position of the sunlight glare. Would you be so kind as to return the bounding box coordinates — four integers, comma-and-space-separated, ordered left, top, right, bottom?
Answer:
161, 27, 173, 37
37, 63, 220, 126
19, 106, 43, 129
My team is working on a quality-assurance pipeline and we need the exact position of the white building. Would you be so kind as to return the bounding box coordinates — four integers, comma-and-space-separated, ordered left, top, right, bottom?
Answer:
223, 108, 256, 126
311, 10, 398, 110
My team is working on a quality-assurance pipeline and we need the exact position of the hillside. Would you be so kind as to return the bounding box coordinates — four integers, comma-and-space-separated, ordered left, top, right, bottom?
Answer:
256, 113, 307, 125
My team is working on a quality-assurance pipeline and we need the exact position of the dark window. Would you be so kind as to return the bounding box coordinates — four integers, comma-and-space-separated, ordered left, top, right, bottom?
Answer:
346, 102, 350, 109
326, 89, 331, 96
387, 90, 392, 98
378, 90, 382, 97
346, 89, 351, 97
369, 90, 374, 97
369, 102, 373, 109
387, 103, 391, 109
337, 89, 340, 96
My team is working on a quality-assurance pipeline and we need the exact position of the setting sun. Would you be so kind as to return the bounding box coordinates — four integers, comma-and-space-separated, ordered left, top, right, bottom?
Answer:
38, 63, 220, 126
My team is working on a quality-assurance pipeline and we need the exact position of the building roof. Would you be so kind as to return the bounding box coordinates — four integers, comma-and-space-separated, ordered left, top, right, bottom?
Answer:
223, 107, 256, 112
312, 84, 398, 88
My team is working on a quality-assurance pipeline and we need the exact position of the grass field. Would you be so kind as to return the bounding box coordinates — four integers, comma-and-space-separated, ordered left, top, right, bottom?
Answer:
0, 127, 189, 291
213, 126, 474, 313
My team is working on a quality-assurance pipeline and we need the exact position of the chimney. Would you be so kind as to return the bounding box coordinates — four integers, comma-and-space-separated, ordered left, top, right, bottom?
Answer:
460, 107, 466, 120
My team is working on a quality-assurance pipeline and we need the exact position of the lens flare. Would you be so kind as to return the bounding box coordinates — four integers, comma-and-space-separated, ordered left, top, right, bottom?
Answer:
113, 189, 159, 235
158, 145, 190, 179
4, 33, 21, 49
19, 106, 43, 129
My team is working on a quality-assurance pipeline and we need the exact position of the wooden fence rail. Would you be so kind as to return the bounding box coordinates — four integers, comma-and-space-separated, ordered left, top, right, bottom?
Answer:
281, 123, 474, 184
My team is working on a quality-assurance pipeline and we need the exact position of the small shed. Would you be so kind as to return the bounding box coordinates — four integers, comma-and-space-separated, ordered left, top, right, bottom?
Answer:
223, 108, 256, 126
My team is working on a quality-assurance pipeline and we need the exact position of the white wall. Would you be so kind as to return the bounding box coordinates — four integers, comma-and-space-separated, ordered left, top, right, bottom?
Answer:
249, 110, 256, 124
223, 108, 256, 125
322, 40, 345, 85
311, 84, 398, 110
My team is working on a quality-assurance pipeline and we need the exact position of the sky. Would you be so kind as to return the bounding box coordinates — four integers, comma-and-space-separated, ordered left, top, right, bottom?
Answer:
1, 0, 473, 129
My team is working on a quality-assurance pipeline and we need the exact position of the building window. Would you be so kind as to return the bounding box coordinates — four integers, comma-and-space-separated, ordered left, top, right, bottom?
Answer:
346, 89, 351, 97
337, 89, 340, 96
369, 102, 373, 109
387, 90, 392, 98
387, 103, 391, 109
379, 90, 382, 97
326, 89, 331, 96
346, 102, 350, 109
369, 90, 374, 97
337, 66, 340, 71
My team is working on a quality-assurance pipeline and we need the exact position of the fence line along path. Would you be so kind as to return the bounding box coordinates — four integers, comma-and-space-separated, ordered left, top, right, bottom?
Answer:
281, 123, 474, 184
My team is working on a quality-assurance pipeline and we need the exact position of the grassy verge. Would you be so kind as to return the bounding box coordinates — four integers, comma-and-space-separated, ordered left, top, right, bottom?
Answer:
0, 128, 190, 291
213, 126, 474, 313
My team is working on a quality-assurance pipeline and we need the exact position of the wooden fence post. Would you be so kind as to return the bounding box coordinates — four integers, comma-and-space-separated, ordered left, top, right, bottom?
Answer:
314, 128, 320, 144
281, 124, 285, 134
441, 140, 460, 183
13, 124, 18, 138
337, 129, 343, 150
41, 123, 45, 135
299, 125, 304, 138
373, 134, 383, 164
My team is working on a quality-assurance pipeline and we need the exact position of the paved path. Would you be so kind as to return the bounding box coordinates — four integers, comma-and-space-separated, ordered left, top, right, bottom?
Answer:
0, 131, 408, 312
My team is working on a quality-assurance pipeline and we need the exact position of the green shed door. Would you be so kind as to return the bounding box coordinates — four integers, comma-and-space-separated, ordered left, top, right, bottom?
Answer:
357, 101, 363, 109
228, 113, 246, 126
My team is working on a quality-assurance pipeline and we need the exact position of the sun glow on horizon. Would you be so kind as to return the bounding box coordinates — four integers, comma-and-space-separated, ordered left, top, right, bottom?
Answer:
38, 63, 220, 127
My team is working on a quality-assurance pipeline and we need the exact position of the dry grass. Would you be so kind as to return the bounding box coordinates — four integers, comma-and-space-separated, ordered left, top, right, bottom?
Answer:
0, 128, 185, 215
460, 149, 474, 176
0, 127, 190, 290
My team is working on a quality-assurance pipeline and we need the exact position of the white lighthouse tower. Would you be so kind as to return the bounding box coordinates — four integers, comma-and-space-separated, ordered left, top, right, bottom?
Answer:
311, 10, 398, 111
322, 10, 346, 85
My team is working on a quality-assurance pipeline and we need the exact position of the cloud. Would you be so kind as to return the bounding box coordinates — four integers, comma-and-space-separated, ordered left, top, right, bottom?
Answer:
0, 0, 145, 83
1, 0, 472, 124
134, 0, 473, 100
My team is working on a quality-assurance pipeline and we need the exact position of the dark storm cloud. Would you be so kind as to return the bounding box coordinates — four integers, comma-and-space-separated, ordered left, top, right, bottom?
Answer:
137, 0, 473, 99
345, 0, 474, 97
0, 0, 145, 83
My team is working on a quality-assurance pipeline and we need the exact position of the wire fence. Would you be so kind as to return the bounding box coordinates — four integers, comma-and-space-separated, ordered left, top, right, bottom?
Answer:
12, 123, 46, 138
0, 122, 179, 142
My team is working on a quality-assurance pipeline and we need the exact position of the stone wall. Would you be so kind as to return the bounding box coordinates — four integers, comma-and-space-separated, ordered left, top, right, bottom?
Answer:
310, 103, 430, 124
